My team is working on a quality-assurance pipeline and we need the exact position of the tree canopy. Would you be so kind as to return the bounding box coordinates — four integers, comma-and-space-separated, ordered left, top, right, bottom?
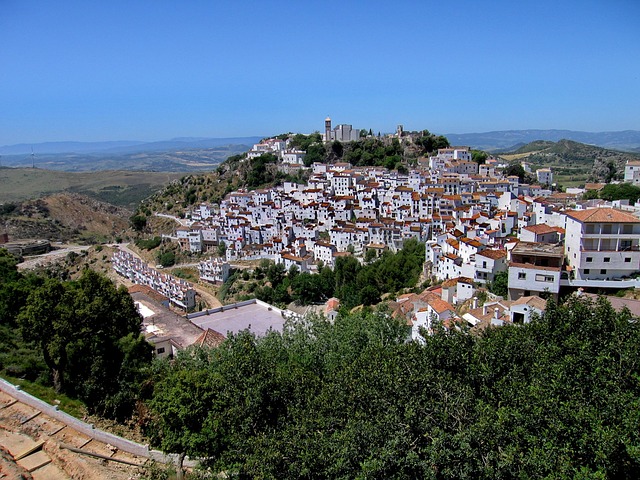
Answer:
146, 295, 640, 478
14, 267, 152, 419
585, 183, 640, 204
244, 239, 425, 309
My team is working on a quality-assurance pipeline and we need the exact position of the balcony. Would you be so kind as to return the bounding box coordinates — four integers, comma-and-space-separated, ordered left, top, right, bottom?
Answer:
581, 248, 640, 254
560, 277, 640, 289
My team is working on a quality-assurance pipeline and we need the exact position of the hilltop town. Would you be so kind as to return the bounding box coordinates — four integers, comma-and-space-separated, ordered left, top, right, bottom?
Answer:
4, 122, 640, 478
114, 119, 640, 346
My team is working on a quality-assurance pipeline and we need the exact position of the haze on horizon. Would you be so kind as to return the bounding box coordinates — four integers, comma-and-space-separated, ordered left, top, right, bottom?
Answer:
1, 0, 639, 145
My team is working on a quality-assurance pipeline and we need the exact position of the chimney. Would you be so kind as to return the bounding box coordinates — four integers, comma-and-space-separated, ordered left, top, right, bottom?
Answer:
472, 297, 478, 309
494, 307, 500, 320
482, 304, 487, 316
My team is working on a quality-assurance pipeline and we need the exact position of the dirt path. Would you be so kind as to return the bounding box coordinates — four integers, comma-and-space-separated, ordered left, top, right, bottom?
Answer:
17, 244, 90, 271
193, 284, 222, 308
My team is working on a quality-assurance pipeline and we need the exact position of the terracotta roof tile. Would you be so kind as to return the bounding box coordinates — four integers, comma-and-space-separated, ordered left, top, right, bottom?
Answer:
193, 328, 226, 348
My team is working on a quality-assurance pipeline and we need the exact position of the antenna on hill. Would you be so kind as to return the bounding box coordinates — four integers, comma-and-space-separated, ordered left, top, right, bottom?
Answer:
31, 147, 35, 168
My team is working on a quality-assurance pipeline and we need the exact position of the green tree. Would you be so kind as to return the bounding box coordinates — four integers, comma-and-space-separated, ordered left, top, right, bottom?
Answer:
158, 251, 176, 267
17, 270, 152, 417
504, 163, 526, 182
245, 153, 278, 188
331, 140, 344, 159
145, 294, 640, 478
304, 143, 326, 166
472, 149, 488, 164
488, 271, 508, 297
266, 262, 286, 287
130, 214, 147, 232
217, 240, 227, 257
599, 183, 640, 204
17, 277, 70, 391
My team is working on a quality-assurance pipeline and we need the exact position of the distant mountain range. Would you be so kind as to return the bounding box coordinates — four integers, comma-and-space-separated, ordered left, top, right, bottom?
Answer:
0, 136, 264, 156
443, 130, 640, 153
0, 137, 264, 172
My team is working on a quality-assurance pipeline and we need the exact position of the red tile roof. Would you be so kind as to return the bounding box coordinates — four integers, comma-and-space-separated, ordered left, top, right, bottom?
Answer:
565, 208, 640, 223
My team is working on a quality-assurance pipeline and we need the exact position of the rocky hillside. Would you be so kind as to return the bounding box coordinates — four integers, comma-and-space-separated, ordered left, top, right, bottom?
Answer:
1, 193, 132, 243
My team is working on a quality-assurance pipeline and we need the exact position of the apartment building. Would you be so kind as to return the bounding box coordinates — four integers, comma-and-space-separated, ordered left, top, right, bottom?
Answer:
564, 208, 640, 281
508, 242, 564, 300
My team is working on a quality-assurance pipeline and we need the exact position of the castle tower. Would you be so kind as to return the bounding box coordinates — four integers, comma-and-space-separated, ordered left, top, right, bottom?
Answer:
325, 116, 332, 143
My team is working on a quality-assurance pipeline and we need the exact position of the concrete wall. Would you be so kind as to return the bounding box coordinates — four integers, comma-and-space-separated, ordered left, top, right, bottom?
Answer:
0, 377, 195, 467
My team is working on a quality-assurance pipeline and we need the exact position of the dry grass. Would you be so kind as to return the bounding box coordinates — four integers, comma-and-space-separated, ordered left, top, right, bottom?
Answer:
0, 167, 183, 208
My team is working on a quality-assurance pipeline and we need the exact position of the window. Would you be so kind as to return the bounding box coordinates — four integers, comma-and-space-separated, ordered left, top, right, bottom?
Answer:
535, 274, 555, 282
157, 347, 165, 354
586, 257, 593, 263
518, 272, 526, 280
601, 269, 607, 275
584, 269, 590, 274
604, 257, 610, 263
625, 257, 632, 263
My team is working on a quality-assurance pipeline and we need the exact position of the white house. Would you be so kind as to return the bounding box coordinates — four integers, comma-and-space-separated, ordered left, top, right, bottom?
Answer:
198, 257, 231, 284
474, 249, 508, 284
508, 242, 564, 300
536, 167, 553, 186
440, 277, 475, 305
624, 160, 640, 185
564, 208, 640, 281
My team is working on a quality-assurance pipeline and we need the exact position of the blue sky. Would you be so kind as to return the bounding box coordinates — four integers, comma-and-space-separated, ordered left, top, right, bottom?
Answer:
1, 0, 639, 144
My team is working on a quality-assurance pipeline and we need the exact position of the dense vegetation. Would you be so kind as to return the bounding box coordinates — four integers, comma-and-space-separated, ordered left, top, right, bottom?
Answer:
584, 183, 640, 204
147, 295, 640, 478
222, 239, 426, 309
0, 248, 152, 420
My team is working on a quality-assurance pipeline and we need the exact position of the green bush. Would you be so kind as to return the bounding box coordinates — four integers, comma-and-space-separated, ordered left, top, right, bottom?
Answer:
136, 237, 162, 250
157, 251, 176, 268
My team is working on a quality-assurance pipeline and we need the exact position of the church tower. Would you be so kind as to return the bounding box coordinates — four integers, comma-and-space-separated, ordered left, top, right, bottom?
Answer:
324, 116, 332, 143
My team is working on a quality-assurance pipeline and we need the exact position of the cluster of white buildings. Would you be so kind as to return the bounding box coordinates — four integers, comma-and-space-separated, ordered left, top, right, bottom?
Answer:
112, 250, 196, 310
197, 257, 230, 284
170, 146, 552, 272
155, 132, 640, 342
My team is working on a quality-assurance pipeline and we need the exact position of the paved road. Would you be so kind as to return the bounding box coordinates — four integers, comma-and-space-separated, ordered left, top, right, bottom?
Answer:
154, 212, 192, 227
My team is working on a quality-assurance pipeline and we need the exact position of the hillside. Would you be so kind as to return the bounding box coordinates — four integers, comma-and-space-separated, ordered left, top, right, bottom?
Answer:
0, 193, 133, 243
0, 167, 185, 208
142, 132, 452, 217
499, 139, 640, 184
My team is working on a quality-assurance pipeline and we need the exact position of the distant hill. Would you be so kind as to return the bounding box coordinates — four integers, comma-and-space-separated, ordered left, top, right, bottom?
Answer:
499, 139, 640, 183
0, 167, 183, 208
444, 129, 640, 152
